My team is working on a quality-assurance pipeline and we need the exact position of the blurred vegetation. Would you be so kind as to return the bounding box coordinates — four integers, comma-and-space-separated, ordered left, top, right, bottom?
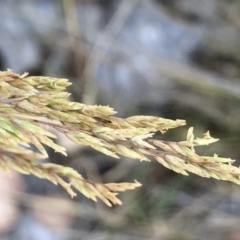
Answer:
1, 0, 240, 240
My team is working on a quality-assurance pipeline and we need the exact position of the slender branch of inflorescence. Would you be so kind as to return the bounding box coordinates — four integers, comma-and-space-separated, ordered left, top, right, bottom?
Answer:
0, 69, 239, 206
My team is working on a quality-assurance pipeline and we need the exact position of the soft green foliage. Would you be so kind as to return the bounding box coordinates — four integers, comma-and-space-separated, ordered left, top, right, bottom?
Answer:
0, 70, 239, 206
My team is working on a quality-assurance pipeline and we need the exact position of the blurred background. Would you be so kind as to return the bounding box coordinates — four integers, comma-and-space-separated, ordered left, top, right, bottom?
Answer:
1, 0, 240, 239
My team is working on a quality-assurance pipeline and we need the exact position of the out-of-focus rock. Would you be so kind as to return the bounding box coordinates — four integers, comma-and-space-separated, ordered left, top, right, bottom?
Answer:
44, 0, 199, 114
92, 0, 199, 111
0, 0, 200, 113
0, 3, 39, 72
31, 194, 75, 230
0, 170, 24, 233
